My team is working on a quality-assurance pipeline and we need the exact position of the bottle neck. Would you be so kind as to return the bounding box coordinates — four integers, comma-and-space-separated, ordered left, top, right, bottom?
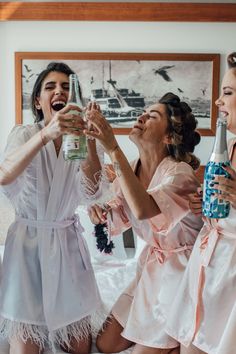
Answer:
210, 120, 229, 163
68, 75, 83, 106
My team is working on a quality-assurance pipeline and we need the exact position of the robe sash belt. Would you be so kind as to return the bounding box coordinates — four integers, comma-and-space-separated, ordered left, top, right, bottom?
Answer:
200, 223, 236, 267
14, 215, 90, 270
15, 215, 76, 229
151, 244, 193, 264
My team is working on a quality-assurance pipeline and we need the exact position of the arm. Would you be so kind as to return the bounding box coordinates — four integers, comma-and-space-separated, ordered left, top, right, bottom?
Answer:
85, 109, 160, 220
0, 128, 45, 185
0, 103, 86, 185
109, 147, 160, 220
80, 102, 102, 189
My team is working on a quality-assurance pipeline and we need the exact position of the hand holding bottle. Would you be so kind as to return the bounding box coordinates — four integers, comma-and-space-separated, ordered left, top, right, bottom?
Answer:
40, 103, 86, 145
189, 187, 203, 215
85, 107, 118, 155
85, 101, 101, 138
212, 165, 236, 209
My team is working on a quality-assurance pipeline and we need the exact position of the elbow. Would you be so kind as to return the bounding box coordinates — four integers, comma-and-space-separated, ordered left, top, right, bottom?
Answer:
0, 169, 12, 186
133, 209, 149, 220
133, 206, 161, 221
0, 176, 10, 186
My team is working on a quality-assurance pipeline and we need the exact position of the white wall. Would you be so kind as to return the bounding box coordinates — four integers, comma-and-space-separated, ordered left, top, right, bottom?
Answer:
0, 21, 236, 163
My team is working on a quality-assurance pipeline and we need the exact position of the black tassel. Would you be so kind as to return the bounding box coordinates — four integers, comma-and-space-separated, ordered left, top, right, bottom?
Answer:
94, 223, 115, 254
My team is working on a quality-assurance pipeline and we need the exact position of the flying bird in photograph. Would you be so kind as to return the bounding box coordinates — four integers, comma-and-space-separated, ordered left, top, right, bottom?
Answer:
152, 65, 175, 82
22, 73, 35, 83
24, 64, 32, 73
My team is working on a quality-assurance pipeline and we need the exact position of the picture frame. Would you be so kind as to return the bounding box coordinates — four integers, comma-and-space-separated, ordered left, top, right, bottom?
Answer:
15, 52, 220, 135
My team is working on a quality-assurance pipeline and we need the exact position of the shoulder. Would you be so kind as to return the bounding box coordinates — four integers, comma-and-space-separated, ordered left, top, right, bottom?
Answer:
8, 124, 39, 140
228, 137, 236, 158
160, 157, 194, 176
5, 124, 40, 152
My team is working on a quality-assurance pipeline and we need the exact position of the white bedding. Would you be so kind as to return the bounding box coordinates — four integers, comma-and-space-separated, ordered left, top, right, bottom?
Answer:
0, 246, 137, 354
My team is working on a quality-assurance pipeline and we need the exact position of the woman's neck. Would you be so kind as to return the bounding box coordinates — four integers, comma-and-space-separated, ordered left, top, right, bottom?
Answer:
137, 149, 169, 188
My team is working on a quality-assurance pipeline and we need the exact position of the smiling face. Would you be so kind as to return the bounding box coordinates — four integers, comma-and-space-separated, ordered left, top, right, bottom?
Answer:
215, 68, 236, 135
129, 103, 170, 148
35, 71, 69, 125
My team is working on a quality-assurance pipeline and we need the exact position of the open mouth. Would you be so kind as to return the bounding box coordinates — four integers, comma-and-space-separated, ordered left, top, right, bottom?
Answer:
51, 101, 66, 111
133, 125, 142, 130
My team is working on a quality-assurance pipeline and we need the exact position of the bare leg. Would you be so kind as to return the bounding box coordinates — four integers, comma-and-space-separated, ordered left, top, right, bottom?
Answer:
180, 344, 207, 354
169, 347, 180, 354
60, 334, 92, 354
96, 315, 133, 353
132, 344, 180, 354
10, 338, 42, 354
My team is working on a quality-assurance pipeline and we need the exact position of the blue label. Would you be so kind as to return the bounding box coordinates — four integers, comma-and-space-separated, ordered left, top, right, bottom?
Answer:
202, 161, 231, 218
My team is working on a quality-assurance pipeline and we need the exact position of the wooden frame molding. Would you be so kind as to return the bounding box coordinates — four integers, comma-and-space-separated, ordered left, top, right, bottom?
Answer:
1, 2, 236, 22
15, 51, 220, 135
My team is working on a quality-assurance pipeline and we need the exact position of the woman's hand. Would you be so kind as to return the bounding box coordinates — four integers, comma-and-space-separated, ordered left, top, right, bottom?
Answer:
84, 103, 118, 154
42, 103, 86, 142
189, 187, 203, 215
213, 166, 236, 209
88, 204, 108, 225
85, 101, 100, 137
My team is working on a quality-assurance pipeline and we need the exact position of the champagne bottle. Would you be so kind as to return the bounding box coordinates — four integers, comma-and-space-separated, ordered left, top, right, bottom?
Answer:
202, 117, 231, 218
63, 74, 87, 160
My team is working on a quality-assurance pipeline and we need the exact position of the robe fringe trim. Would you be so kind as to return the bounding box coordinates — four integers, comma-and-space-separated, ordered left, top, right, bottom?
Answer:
0, 308, 105, 349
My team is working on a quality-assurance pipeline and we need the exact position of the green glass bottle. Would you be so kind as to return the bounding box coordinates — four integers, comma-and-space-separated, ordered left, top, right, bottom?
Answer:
63, 74, 87, 160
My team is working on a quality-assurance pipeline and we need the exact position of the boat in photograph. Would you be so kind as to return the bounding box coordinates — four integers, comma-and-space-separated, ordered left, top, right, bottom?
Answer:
91, 61, 145, 125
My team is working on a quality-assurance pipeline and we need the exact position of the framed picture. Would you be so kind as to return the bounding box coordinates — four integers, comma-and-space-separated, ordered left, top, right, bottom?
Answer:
15, 52, 220, 135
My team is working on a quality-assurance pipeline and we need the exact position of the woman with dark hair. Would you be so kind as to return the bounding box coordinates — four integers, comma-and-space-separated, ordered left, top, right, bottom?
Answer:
0, 62, 103, 354
166, 52, 236, 354
86, 92, 203, 354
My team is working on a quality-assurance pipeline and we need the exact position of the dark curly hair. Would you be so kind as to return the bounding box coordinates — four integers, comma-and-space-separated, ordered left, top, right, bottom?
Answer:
159, 92, 201, 170
31, 62, 82, 122
227, 52, 236, 70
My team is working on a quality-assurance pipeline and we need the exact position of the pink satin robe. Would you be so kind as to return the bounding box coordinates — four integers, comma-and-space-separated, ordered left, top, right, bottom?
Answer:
167, 138, 236, 354
107, 157, 203, 348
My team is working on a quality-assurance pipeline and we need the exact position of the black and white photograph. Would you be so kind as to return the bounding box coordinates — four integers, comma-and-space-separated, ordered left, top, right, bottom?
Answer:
15, 52, 220, 135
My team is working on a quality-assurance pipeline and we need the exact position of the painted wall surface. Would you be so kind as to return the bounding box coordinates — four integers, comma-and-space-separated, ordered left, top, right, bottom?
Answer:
0, 21, 235, 163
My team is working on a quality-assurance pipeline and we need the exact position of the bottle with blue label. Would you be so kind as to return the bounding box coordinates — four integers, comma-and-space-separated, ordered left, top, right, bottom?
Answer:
202, 117, 231, 218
